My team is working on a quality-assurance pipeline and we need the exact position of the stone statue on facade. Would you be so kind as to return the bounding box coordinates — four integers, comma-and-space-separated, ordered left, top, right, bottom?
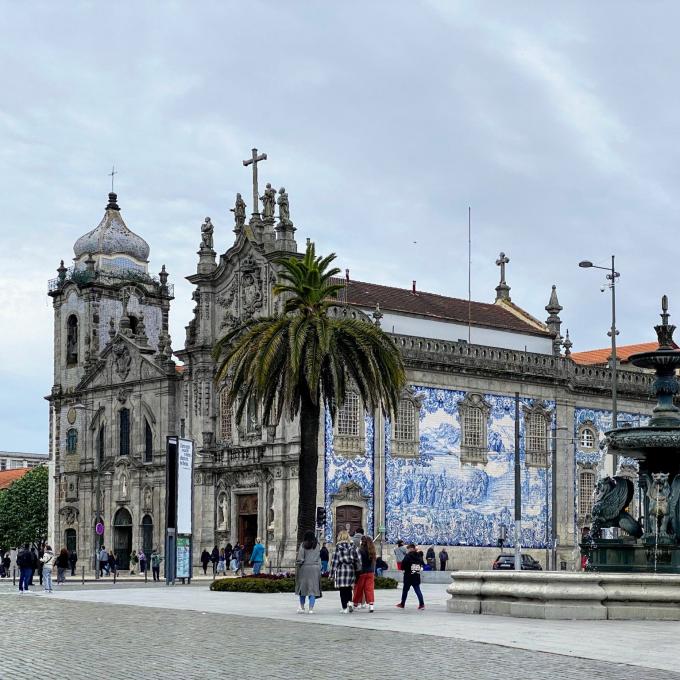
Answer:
260, 183, 276, 221
230, 193, 246, 230
218, 494, 228, 529
277, 187, 291, 225
589, 476, 642, 539
200, 217, 214, 250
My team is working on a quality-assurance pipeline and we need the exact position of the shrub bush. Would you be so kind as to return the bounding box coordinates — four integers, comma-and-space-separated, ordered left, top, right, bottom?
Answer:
210, 575, 398, 593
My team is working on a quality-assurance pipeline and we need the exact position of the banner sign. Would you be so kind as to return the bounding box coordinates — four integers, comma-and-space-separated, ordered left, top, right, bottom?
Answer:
176, 536, 191, 578
176, 438, 193, 535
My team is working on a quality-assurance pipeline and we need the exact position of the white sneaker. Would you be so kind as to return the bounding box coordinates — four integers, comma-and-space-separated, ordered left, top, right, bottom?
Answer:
348, 603, 354, 612
340, 608, 349, 614
369, 604, 374, 612
308, 609, 314, 614
297, 606, 305, 613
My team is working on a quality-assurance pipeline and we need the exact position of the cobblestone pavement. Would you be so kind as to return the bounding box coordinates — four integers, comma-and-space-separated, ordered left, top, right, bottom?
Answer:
1, 593, 679, 680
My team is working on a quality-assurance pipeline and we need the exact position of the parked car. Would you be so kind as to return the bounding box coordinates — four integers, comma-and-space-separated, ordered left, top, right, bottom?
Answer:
492, 554, 542, 570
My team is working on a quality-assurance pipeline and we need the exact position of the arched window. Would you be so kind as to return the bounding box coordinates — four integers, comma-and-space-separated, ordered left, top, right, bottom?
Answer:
66, 428, 78, 454
219, 387, 233, 442
458, 393, 491, 465
144, 419, 153, 463
66, 315, 78, 366
337, 392, 360, 437
97, 425, 105, 465
119, 408, 130, 456
579, 469, 596, 518
580, 427, 596, 450
128, 315, 139, 335
141, 514, 153, 557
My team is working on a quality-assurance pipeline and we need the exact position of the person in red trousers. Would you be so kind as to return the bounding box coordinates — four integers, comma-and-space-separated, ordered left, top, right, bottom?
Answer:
353, 535, 377, 612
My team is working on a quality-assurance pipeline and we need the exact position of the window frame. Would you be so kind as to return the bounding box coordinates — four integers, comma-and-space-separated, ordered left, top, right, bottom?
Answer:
119, 408, 131, 457
66, 428, 78, 454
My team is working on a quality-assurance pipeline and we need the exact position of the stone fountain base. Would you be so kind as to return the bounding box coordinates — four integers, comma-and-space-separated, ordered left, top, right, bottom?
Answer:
584, 538, 680, 573
447, 571, 680, 620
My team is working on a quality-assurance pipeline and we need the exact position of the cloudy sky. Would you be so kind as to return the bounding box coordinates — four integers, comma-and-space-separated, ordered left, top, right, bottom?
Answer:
1, 1, 678, 452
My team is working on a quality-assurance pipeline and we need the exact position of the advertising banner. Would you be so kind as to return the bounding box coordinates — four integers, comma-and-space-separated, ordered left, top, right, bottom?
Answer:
176, 536, 191, 578
176, 438, 193, 535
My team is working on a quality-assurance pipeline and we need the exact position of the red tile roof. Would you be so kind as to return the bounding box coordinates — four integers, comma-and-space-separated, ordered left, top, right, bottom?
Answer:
0, 468, 30, 490
332, 278, 551, 337
570, 341, 674, 366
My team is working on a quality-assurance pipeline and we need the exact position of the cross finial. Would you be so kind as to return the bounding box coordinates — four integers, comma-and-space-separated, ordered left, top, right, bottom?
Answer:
109, 165, 117, 192
496, 252, 510, 284
242, 148, 267, 217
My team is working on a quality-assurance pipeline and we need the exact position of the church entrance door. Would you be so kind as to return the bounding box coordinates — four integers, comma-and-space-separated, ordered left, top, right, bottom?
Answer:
336, 505, 363, 536
237, 494, 258, 561
113, 508, 133, 570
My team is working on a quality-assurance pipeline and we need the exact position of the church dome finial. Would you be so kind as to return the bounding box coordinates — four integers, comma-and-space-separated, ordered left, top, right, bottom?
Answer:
73, 190, 150, 267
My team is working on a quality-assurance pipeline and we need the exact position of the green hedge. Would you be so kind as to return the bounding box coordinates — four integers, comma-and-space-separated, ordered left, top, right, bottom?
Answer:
210, 575, 398, 593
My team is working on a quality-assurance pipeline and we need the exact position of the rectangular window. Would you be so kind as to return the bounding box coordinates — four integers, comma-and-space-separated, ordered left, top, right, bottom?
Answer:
464, 408, 485, 448
220, 388, 233, 442
144, 420, 153, 463
0, 459, 6, 470
337, 392, 360, 437
527, 413, 547, 452
98, 426, 105, 466
395, 401, 416, 441
119, 409, 130, 456
579, 471, 595, 517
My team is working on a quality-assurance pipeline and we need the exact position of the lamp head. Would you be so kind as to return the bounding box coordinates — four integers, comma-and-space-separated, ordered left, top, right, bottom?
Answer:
578, 260, 593, 268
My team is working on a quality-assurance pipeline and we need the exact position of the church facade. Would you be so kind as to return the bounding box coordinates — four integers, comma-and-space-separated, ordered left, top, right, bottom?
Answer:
47, 161, 655, 572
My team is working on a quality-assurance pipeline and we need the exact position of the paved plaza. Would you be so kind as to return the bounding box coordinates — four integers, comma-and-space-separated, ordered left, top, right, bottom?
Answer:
1, 580, 679, 679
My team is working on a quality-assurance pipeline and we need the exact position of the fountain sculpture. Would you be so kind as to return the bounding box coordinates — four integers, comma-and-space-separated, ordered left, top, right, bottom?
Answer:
585, 295, 680, 572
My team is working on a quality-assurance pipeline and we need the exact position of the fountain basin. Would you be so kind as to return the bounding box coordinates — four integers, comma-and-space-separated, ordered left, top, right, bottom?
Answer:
446, 571, 680, 620
584, 538, 680, 573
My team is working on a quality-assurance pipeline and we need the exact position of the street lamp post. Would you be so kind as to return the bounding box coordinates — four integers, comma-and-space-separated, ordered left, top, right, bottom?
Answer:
579, 256, 620, 474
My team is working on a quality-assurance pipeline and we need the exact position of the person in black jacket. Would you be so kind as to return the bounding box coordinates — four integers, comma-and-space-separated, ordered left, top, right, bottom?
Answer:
69, 549, 78, 576
200, 549, 211, 575
17, 544, 33, 592
210, 546, 219, 574
395, 544, 425, 610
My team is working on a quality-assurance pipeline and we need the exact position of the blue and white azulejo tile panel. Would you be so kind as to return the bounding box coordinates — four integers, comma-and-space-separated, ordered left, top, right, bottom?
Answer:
323, 410, 374, 542
385, 387, 553, 548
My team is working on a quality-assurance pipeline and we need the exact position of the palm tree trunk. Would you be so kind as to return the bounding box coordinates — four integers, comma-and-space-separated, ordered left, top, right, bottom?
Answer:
297, 388, 320, 546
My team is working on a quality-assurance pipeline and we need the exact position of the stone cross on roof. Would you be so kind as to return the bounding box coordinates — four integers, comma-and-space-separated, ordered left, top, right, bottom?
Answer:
495, 252, 511, 302
242, 148, 267, 217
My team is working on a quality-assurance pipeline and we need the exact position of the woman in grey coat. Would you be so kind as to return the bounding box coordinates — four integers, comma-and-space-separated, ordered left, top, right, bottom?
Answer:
295, 530, 321, 614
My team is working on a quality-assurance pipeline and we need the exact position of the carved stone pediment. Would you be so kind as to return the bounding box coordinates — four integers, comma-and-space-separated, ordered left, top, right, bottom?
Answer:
331, 481, 370, 504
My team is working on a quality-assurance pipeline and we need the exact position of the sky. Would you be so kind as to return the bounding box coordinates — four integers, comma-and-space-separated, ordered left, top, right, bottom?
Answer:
1, 1, 679, 452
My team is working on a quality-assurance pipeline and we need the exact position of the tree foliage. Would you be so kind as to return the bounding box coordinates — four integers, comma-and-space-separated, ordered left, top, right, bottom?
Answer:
0, 466, 49, 548
213, 242, 405, 542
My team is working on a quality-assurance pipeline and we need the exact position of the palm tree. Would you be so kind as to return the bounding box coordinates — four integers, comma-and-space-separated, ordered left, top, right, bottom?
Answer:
213, 241, 405, 543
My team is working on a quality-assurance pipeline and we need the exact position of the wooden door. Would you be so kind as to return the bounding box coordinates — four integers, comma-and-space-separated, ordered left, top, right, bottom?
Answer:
336, 505, 363, 536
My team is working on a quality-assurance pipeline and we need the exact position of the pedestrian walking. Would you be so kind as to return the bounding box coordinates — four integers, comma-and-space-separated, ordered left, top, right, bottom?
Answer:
68, 549, 78, 576
330, 530, 360, 614
29, 546, 39, 586
216, 548, 227, 575
108, 550, 117, 576
438, 548, 449, 572
200, 549, 211, 575
250, 538, 265, 575
353, 535, 377, 612
138, 549, 147, 575
395, 544, 425, 610
295, 530, 321, 614
224, 543, 233, 569
426, 546, 436, 570
17, 544, 33, 593
99, 546, 109, 576
55, 548, 69, 584
151, 549, 163, 581
351, 527, 364, 548
129, 550, 139, 575
210, 545, 219, 574
319, 542, 330, 575
41, 546, 55, 593
2, 552, 10, 578
393, 540, 407, 570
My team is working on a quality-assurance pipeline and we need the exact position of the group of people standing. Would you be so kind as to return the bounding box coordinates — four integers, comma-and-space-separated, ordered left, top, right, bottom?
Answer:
97, 546, 162, 580
394, 540, 449, 572
295, 527, 426, 614
15, 544, 71, 593
201, 538, 266, 576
